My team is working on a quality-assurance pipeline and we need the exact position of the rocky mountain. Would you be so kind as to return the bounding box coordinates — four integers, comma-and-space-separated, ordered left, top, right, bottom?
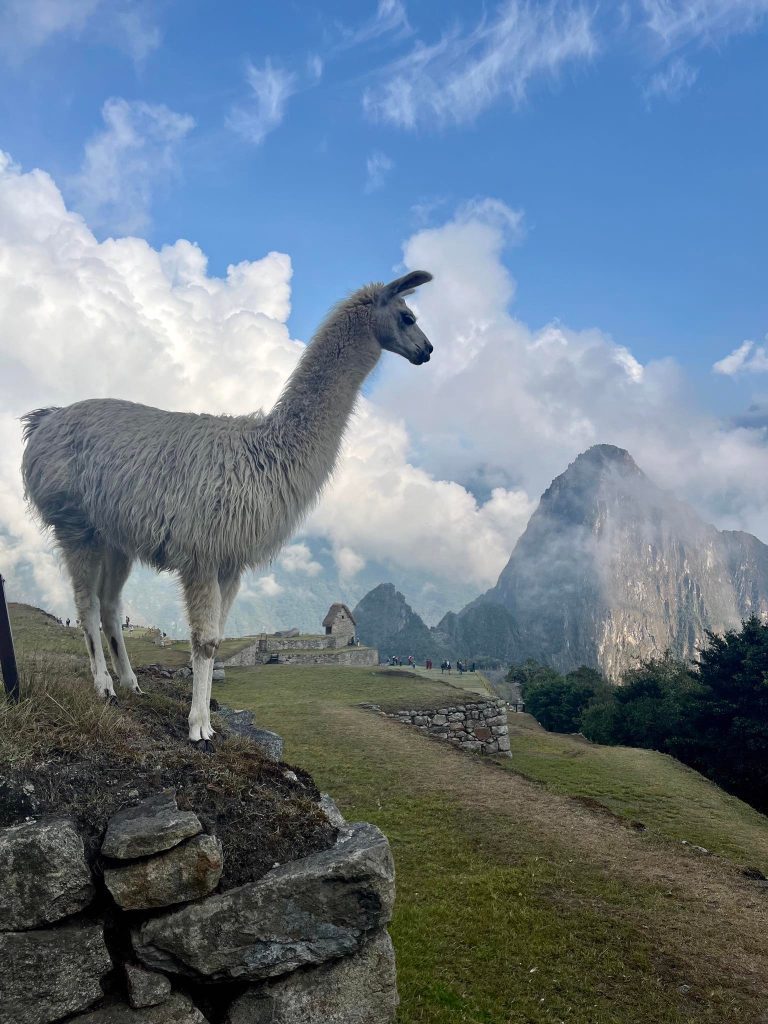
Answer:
355, 445, 768, 680
470, 444, 768, 678
352, 584, 439, 661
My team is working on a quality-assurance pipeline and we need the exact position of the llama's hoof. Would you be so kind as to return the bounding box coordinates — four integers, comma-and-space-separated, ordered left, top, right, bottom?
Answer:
192, 738, 215, 754
105, 693, 118, 705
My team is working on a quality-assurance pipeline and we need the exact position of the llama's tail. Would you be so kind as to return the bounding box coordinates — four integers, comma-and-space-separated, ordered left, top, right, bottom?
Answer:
21, 407, 60, 444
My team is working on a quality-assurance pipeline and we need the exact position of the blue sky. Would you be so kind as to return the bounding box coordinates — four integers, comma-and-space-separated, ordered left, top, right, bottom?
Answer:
2, 0, 768, 626
1, 1, 766, 391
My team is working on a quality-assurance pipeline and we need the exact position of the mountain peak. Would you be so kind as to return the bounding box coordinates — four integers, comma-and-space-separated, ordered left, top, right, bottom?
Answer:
575, 444, 637, 469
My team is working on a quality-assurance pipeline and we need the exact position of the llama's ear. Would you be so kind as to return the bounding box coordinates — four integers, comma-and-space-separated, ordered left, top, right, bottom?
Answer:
378, 270, 433, 305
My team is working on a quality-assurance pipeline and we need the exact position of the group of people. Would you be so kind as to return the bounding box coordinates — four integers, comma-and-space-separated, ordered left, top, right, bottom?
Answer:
386, 655, 477, 674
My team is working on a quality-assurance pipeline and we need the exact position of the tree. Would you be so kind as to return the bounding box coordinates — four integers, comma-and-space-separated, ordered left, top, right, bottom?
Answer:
510, 660, 607, 734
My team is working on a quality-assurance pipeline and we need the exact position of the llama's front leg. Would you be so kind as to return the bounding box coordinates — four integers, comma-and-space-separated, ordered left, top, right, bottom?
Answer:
183, 576, 221, 748
62, 545, 116, 699
99, 547, 141, 693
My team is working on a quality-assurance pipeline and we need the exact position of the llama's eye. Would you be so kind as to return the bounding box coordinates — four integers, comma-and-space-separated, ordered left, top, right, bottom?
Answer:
401, 312, 416, 326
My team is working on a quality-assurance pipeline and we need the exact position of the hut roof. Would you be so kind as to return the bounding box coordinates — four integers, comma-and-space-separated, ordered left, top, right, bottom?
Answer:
322, 603, 356, 628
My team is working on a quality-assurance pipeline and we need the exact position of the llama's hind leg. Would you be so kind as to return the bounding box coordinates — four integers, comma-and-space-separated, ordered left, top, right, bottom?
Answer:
182, 575, 221, 746
99, 547, 140, 693
203, 572, 241, 734
61, 544, 115, 699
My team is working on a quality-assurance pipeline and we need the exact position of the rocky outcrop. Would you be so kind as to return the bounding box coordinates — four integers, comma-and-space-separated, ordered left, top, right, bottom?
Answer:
0, 817, 93, 929
0, 789, 397, 1024
133, 822, 395, 981
0, 923, 112, 1024
226, 930, 399, 1023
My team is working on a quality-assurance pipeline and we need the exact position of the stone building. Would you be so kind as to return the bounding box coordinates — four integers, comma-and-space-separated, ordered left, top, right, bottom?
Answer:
323, 603, 356, 646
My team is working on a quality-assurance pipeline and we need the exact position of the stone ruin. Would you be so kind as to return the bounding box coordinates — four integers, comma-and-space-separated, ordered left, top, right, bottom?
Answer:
0, 790, 398, 1023
375, 696, 511, 755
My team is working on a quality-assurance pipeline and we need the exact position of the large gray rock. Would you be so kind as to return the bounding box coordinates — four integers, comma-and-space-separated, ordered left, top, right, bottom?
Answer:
70, 992, 208, 1023
133, 822, 395, 982
0, 816, 94, 929
102, 791, 202, 860
226, 930, 398, 1024
216, 707, 284, 761
0, 923, 112, 1024
105, 835, 223, 910
125, 964, 172, 1008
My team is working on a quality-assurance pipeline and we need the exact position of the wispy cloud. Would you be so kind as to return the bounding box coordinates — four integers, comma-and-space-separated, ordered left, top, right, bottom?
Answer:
363, 0, 597, 129
644, 55, 698, 100
641, 0, 768, 50
0, 0, 161, 65
365, 151, 394, 192
714, 339, 768, 376
71, 98, 194, 234
227, 60, 297, 146
336, 0, 411, 51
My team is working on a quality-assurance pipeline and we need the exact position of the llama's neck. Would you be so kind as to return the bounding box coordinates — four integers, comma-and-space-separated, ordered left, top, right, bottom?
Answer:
265, 303, 380, 492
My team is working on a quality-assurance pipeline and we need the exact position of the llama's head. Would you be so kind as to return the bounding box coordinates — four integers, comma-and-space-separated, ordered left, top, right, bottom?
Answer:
372, 270, 434, 365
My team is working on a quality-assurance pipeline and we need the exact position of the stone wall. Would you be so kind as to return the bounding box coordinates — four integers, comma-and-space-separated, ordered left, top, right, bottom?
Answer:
0, 791, 398, 1024
225, 641, 378, 668
383, 696, 511, 756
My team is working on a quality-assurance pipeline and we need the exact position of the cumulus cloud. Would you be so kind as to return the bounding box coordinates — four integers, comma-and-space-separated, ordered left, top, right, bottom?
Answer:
279, 543, 323, 576
363, 0, 597, 128
364, 151, 394, 193
713, 338, 768, 375
70, 98, 194, 234
228, 60, 297, 146
0, 152, 537, 622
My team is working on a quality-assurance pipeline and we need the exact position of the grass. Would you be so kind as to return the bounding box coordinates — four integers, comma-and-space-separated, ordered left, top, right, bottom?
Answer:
504, 714, 768, 870
8, 607, 768, 1021
216, 663, 768, 1024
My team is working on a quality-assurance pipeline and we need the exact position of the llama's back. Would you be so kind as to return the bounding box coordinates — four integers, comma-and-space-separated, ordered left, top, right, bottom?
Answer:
22, 398, 277, 573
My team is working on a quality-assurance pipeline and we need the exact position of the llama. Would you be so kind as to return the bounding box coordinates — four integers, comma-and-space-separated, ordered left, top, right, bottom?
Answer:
21, 270, 434, 748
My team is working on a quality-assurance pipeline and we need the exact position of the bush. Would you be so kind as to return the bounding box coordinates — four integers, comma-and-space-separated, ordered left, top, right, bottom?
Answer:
509, 660, 607, 733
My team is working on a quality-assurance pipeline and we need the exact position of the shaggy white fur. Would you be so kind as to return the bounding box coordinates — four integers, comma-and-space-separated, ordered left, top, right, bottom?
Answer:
21, 271, 433, 745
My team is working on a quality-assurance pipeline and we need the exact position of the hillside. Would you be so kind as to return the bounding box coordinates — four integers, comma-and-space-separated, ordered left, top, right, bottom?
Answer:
6, 605, 768, 1020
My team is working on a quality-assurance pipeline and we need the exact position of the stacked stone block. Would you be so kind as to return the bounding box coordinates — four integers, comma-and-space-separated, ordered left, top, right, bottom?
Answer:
385, 697, 511, 756
0, 789, 398, 1023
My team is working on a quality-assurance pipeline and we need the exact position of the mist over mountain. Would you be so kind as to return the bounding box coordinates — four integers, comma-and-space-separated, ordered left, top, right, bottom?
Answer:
355, 445, 768, 678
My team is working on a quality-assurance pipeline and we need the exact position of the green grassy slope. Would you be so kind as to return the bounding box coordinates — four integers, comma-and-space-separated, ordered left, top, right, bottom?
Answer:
504, 713, 768, 869
9, 610, 768, 1022
217, 664, 768, 1024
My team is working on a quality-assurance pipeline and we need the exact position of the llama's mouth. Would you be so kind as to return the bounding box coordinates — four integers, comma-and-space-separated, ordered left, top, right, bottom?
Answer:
412, 351, 431, 365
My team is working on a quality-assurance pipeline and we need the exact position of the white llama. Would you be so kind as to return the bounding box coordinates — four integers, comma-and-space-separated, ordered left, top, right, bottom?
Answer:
21, 271, 434, 748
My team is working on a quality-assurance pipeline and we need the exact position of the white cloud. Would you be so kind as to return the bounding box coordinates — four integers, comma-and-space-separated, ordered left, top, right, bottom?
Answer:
713, 339, 768, 375
6, 152, 768, 630
364, 151, 394, 193
71, 98, 194, 234
363, 0, 597, 128
644, 55, 698, 100
279, 543, 323, 576
0, 0, 161, 65
336, 0, 411, 50
228, 60, 297, 146
254, 574, 283, 597
334, 546, 367, 580
641, 0, 768, 50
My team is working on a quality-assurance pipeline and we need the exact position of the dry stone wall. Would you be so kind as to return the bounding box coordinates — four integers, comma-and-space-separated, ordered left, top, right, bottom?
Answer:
225, 642, 377, 668
383, 696, 511, 755
0, 788, 398, 1023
